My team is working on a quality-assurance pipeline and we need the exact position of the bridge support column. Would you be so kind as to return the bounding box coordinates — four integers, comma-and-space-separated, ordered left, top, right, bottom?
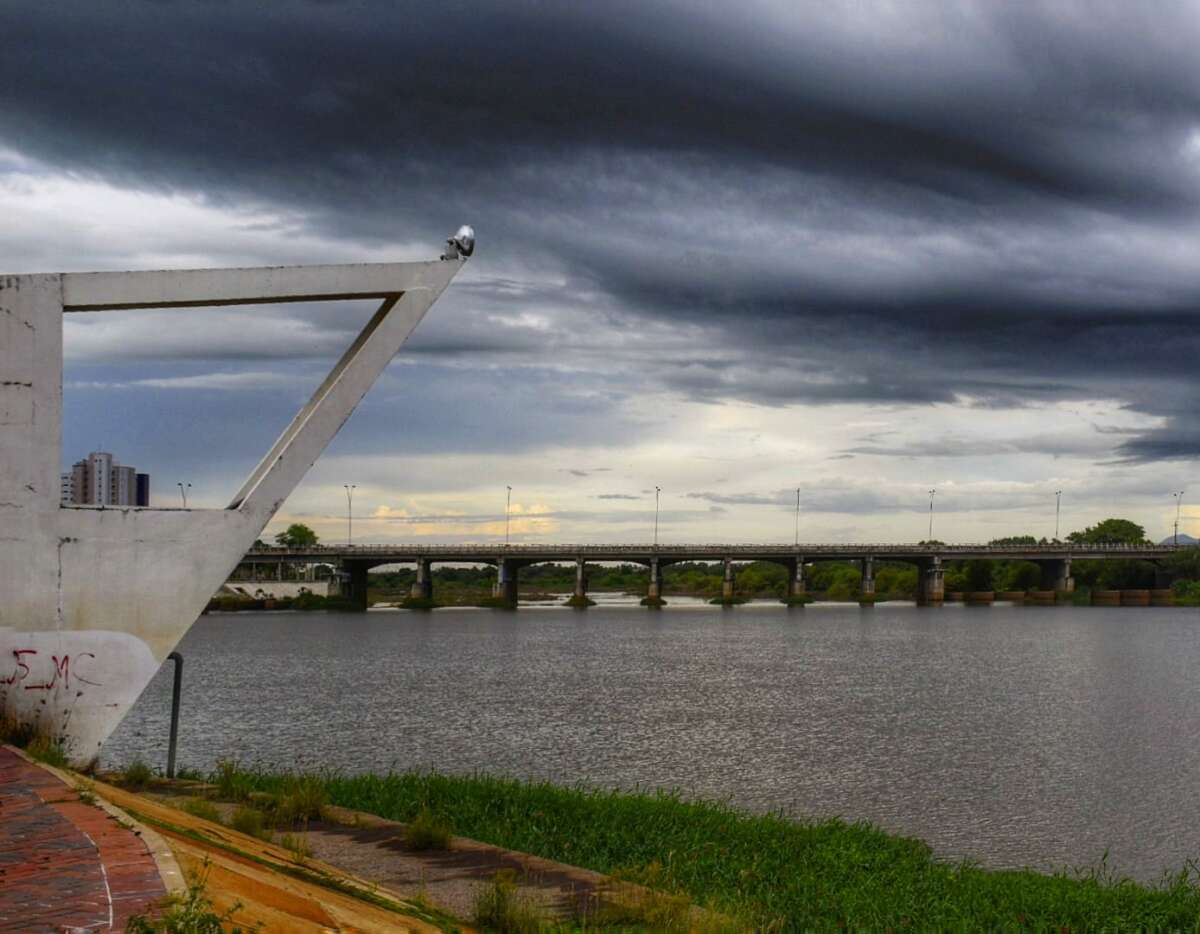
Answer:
861, 556, 875, 597
566, 557, 594, 607
786, 558, 806, 598
644, 557, 665, 606
410, 557, 433, 600
1040, 558, 1073, 593
722, 558, 736, 601
575, 558, 587, 598
493, 558, 518, 606
337, 560, 369, 612
916, 557, 944, 607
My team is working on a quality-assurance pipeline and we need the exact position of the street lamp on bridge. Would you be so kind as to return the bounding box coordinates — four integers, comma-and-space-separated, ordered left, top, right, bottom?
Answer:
927, 489, 936, 541
343, 484, 356, 545
794, 487, 801, 547
654, 486, 661, 548
176, 482, 191, 508
505, 485, 512, 547
1055, 490, 1062, 541
1174, 490, 1186, 546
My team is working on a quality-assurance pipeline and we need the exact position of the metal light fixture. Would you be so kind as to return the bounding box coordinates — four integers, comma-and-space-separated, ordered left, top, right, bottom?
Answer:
927, 489, 936, 542
442, 224, 476, 260
344, 484, 356, 545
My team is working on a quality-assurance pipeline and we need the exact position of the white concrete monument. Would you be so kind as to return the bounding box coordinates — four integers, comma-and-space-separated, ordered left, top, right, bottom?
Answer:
1, 230, 471, 765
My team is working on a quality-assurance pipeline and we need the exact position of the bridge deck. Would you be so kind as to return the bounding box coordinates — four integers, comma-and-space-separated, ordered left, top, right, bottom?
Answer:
243, 543, 1186, 563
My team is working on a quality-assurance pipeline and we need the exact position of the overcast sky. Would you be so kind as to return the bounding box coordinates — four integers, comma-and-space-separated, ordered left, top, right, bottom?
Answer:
3, 1, 1198, 544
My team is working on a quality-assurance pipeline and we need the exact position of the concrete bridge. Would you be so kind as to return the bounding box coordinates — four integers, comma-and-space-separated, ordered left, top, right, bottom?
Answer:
236, 542, 1188, 609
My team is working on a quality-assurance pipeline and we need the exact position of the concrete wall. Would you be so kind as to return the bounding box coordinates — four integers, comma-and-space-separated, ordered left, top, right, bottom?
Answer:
1, 256, 464, 765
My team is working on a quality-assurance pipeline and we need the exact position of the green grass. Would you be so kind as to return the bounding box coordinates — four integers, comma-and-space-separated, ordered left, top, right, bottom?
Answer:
207, 765, 1200, 930
231, 805, 272, 841
472, 869, 548, 933
121, 758, 154, 789
25, 734, 69, 768
181, 797, 223, 824
406, 808, 454, 850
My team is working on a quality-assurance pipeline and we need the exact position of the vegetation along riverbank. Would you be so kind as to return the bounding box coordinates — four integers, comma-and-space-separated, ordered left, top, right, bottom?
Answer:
210, 763, 1200, 931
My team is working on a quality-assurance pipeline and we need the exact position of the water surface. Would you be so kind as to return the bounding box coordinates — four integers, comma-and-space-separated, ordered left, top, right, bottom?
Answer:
105, 601, 1200, 881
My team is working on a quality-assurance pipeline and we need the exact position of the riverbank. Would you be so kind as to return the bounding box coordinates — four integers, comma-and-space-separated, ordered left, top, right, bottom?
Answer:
206, 764, 1200, 930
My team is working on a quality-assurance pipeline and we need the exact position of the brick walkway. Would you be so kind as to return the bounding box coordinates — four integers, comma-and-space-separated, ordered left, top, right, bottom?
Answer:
0, 747, 167, 932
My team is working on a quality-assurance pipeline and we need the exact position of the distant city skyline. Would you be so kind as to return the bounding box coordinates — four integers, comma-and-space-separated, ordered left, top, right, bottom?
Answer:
61, 451, 149, 508
3, 3, 1196, 545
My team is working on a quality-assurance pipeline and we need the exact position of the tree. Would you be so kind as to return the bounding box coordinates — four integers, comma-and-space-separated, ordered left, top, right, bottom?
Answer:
989, 536, 1038, 546
996, 560, 1041, 591
963, 559, 994, 591
274, 523, 319, 548
1066, 518, 1147, 545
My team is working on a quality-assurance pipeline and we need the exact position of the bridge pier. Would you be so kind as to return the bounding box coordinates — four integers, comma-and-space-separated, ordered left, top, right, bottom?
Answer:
1039, 558, 1074, 593
861, 556, 875, 597
786, 557, 806, 598
916, 556, 944, 606
410, 557, 433, 601
493, 558, 518, 606
644, 557, 665, 606
565, 557, 595, 607
574, 558, 588, 599
336, 560, 369, 611
722, 558, 736, 601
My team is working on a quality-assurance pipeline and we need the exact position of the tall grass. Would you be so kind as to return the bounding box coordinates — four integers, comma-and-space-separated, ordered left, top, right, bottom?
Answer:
211, 765, 1200, 930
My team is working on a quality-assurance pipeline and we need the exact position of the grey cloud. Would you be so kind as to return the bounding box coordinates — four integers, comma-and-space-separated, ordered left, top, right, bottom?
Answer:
7, 1, 1200, 467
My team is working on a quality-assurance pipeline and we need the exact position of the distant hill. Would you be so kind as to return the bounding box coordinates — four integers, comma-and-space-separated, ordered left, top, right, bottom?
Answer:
1160, 533, 1198, 545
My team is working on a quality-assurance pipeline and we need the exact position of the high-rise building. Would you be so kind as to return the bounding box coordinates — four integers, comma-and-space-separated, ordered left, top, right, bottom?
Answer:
111, 465, 137, 505
61, 452, 151, 507
86, 451, 112, 505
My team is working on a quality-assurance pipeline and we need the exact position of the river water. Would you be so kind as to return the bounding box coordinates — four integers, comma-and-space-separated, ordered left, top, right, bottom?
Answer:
104, 599, 1200, 882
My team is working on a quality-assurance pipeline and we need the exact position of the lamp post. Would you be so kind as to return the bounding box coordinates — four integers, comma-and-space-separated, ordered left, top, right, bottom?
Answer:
794, 487, 801, 547
1174, 490, 1186, 546
504, 485, 512, 547
1055, 490, 1062, 541
654, 486, 661, 548
176, 482, 191, 508
343, 484, 356, 546
927, 489, 936, 542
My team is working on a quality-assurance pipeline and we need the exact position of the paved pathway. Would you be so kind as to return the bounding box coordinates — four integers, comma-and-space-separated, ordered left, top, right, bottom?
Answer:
0, 747, 166, 932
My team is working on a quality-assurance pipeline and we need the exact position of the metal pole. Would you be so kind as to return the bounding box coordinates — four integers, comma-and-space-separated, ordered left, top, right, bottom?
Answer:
654, 486, 661, 548
166, 651, 183, 779
1175, 490, 1185, 546
177, 482, 190, 508
1055, 490, 1061, 540
505, 485, 512, 546
928, 489, 936, 541
344, 484, 356, 546
794, 487, 800, 547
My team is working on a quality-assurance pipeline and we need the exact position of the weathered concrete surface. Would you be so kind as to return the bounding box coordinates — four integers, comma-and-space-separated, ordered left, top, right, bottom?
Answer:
1, 255, 465, 765
220, 581, 333, 600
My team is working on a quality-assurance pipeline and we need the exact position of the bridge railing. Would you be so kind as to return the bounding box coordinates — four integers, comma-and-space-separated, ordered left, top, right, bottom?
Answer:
244, 541, 1186, 558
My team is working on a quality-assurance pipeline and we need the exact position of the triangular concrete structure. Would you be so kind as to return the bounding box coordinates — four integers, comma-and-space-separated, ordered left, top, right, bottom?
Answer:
1, 245, 468, 765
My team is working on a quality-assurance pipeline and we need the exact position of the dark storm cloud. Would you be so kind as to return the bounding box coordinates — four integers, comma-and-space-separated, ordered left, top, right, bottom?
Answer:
6, 1, 1200, 461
